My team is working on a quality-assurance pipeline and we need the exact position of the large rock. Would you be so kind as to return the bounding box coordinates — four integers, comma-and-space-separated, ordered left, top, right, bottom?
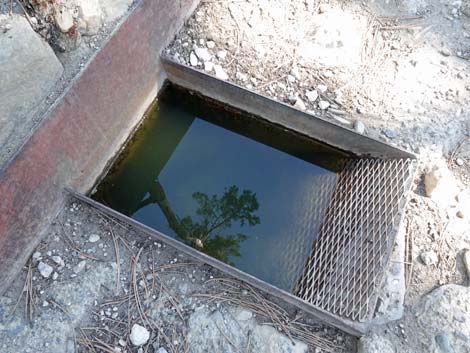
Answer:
424, 160, 459, 205
0, 15, 63, 161
188, 306, 308, 353
100, 0, 133, 22
413, 284, 470, 353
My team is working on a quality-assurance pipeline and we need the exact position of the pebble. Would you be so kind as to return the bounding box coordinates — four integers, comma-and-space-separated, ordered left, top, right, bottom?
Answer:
455, 158, 464, 166
74, 260, 87, 274
51, 255, 64, 267
52, 272, 58, 281
306, 90, 319, 102
294, 98, 306, 111
317, 84, 328, 93
435, 333, 454, 353
420, 250, 438, 266
383, 129, 397, 139
206, 41, 215, 49
204, 61, 214, 72
216, 50, 227, 60
354, 120, 366, 134
33, 251, 42, 260
189, 52, 198, 66
156, 348, 169, 353
287, 74, 296, 83
38, 261, 53, 278
290, 66, 301, 80
236, 72, 248, 81
89, 234, 100, 243
318, 100, 330, 110
194, 47, 212, 62
55, 8, 74, 33
457, 210, 465, 218
440, 48, 451, 57
214, 65, 229, 80
130, 324, 150, 346
119, 339, 126, 347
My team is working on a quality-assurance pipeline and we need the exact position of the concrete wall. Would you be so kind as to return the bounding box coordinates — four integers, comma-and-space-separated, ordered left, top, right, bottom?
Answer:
0, 0, 199, 294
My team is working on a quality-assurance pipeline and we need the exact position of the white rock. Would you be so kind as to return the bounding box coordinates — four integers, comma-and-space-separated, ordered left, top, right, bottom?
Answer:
206, 41, 215, 49
156, 348, 168, 353
51, 255, 64, 267
354, 120, 366, 134
100, 0, 132, 22
194, 47, 212, 62
204, 61, 214, 72
290, 66, 301, 80
88, 234, 100, 243
52, 272, 59, 280
305, 90, 319, 102
130, 324, 150, 346
32, 251, 42, 260
38, 261, 53, 278
216, 50, 227, 60
213, 65, 229, 80
294, 98, 306, 111
236, 72, 248, 81
318, 100, 330, 110
456, 158, 464, 166
74, 260, 87, 274
77, 0, 102, 35
317, 84, 328, 93
424, 161, 459, 205
420, 250, 438, 266
55, 7, 74, 33
189, 52, 198, 66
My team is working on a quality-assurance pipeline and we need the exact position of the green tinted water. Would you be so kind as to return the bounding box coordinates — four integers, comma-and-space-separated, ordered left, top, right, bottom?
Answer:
92, 84, 349, 292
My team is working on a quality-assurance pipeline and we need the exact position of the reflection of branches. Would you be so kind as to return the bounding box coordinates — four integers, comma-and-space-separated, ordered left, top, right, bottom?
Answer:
139, 180, 260, 264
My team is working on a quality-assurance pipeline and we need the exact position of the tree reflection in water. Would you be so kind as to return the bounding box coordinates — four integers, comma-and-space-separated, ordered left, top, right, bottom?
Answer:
138, 180, 260, 265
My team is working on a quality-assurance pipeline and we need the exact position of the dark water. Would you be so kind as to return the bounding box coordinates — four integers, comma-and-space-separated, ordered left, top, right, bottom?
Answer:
92, 84, 349, 292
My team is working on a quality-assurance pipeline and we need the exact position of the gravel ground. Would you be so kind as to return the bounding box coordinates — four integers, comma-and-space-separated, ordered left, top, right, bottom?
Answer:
0, 197, 355, 353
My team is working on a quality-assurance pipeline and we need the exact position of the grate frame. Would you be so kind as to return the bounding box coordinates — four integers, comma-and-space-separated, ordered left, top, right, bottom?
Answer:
295, 158, 416, 322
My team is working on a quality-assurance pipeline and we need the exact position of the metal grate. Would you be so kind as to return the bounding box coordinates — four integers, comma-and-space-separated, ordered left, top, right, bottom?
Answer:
294, 158, 415, 322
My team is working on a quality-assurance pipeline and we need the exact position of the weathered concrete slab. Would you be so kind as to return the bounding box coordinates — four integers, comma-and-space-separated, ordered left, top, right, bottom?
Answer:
0, 14, 63, 162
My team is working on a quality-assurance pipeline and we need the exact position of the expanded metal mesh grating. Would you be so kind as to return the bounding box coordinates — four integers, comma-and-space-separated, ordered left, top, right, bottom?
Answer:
294, 158, 415, 322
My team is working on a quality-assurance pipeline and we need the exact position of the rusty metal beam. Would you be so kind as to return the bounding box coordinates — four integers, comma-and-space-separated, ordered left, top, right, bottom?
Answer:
0, 0, 200, 295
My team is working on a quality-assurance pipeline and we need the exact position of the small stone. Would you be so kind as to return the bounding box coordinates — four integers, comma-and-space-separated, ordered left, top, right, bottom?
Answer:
194, 47, 212, 62
189, 52, 198, 66
306, 90, 319, 102
38, 262, 53, 278
354, 121, 366, 134
383, 129, 397, 139
435, 333, 454, 353
42, 300, 49, 307
213, 65, 229, 80
456, 158, 464, 166
318, 100, 330, 110
74, 260, 87, 274
216, 50, 227, 60
236, 72, 248, 81
118, 339, 126, 347
420, 250, 438, 266
55, 7, 74, 33
32, 251, 42, 260
130, 324, 150, 346
51, 255, 64, 267
206, 41, 215, 49
294, 98, 306, 111
156, 348, 168, 353
290, 66, 301, 80
204, 61, 214, 72
440, 48, 451, 57
287, 75, 296, 83
317, 84, 328, 93
52, 272, 58, 281
89, 234, 100, 243
457, 210, 465, 218
425, 161, 459, 204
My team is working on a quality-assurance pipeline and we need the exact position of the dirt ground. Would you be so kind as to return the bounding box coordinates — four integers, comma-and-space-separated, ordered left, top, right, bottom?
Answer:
0, 196, 354, 353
